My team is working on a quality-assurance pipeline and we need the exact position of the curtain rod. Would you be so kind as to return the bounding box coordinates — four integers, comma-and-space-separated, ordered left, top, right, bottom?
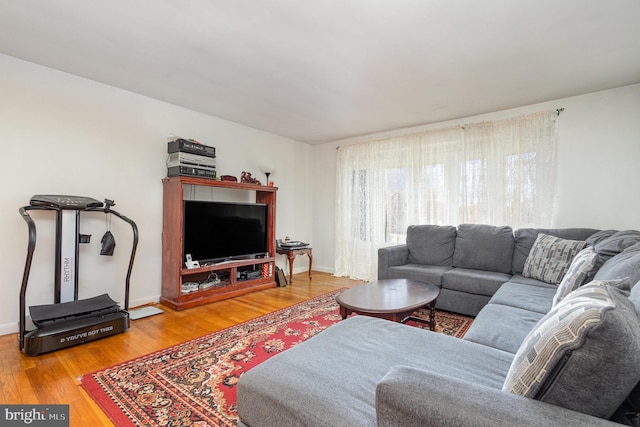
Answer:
337, 108, 566, 149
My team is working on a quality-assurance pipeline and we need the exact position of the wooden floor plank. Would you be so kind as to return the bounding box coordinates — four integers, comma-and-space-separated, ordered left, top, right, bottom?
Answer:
0, 272, 361, 426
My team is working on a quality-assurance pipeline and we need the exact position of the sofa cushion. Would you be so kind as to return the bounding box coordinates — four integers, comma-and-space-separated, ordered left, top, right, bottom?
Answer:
406, 225, 456, 266
522, 234, 586, 284
441, 268, 511, 297
502, 279, 640, 419
512, 228, 599, 274
585, 229, 618, 247
435, 288, 492, 317
463, 304, 545, 354
593, 242, 640, 286
387, 264, 452, 287
452, 224, 514, 273
489, 281, 557, 314
594, 230, 640, 257
507, 274, 557, 289
552, 246, 601, 306
237, 316, 513, 427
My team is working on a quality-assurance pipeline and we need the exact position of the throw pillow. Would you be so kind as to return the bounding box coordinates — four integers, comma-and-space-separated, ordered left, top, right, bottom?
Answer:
522, 233, 586, 284
551, 246, 600, 306
502, 279, 640, 419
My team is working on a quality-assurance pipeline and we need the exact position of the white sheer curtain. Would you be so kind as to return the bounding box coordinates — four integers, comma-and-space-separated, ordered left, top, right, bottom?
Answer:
334, 110, 559, 281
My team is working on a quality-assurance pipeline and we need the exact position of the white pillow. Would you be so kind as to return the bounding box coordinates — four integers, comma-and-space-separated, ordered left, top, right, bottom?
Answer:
552, 246, 599, 306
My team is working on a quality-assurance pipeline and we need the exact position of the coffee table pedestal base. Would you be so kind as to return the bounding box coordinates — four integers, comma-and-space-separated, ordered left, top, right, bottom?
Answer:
339, 302, 437, 331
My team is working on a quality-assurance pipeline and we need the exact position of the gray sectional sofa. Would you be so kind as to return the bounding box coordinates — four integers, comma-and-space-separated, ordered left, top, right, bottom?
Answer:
237, 224, 640, 426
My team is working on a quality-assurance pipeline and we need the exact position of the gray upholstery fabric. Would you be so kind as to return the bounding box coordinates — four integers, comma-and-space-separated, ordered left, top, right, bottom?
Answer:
503, 280, 640, 419
435, 288, 491, 316
387, 264, 451, 286
463, 303, 545, 354
488, 281, 556, 314
442, 268, 511, 296
237, 316, 513, 427
585, 229, 618, 247
377, 244, 409, 280
631, 280, 640, 314
511, 228, 599, 274
452, 224, 514, 273
594, 230, 640, 256
507, 274, 558, 288
406, 225, 456, 266
376, 367, 620, 427
594, 242, 640, 285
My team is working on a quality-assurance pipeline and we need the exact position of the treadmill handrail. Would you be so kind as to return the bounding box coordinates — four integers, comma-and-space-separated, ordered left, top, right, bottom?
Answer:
18, 206, 37, 350
87, 205, 139, 311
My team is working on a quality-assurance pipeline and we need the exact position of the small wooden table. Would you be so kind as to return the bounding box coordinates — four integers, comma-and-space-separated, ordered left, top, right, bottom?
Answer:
335, 279, 440, 330
276, 246, 312, 284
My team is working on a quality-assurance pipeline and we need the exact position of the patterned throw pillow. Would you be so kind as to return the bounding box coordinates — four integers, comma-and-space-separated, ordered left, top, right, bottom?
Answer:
552, 246, 600, 306
523, 233, 586, 284
502, 279, 640, 418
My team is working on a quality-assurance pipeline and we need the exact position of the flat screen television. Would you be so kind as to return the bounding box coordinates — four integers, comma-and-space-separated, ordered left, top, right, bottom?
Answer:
183, 200, 268, 264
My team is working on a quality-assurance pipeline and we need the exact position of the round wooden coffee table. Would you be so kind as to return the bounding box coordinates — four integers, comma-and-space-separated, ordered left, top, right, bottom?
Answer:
336, 278, 440, 330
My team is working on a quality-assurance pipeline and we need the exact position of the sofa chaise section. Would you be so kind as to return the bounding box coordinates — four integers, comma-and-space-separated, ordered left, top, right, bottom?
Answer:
238, 316, 520, 427
238, 226, 640, 426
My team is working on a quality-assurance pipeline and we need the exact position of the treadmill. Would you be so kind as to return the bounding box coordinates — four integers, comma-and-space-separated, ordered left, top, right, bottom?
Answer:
18, 195, 138, 356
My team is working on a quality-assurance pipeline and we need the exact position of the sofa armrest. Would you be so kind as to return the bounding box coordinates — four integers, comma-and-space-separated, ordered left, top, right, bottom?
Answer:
376, 366, 620, 427
378, 245, 409, 279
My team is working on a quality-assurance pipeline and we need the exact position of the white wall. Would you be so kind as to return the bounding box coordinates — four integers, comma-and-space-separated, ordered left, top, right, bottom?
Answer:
0, 54, 313, 335
310, 83, 640, 274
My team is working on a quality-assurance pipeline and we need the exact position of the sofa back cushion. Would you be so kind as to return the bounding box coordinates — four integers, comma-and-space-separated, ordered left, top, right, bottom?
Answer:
502, 279, 640, 419
452, 224, 514, 274
512, 228, 599, 274
406, 225, 456, 266
594, 242, 640, 285
594, 230, 640, 257
522, 234, 586, 284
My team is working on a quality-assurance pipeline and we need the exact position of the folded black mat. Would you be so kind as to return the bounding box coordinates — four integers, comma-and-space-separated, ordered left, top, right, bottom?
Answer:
29, 293, 119, 325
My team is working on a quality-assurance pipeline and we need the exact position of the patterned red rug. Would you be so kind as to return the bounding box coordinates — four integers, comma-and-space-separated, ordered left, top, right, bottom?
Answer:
80, 289, 473, 426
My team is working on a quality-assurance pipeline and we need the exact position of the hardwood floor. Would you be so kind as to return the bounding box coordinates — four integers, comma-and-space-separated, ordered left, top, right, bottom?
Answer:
0, 272, 363, 426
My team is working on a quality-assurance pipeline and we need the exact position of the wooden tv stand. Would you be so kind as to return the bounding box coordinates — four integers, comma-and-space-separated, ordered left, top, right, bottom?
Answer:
160, 176, 278, 310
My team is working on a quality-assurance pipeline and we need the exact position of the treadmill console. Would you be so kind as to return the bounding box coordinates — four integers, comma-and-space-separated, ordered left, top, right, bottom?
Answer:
30, 195, 104, 210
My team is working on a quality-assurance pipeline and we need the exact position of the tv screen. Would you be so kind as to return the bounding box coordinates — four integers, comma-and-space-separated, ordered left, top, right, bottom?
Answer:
183, 200, 268, 263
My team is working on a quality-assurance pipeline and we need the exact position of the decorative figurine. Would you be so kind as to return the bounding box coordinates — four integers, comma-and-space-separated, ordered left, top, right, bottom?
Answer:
241, 171, 261, 185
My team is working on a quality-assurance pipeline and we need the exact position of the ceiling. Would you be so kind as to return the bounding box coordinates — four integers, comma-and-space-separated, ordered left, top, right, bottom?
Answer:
1, 1, 639, 144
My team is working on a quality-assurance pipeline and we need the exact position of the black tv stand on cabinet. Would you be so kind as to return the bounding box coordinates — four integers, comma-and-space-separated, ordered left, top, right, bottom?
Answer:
161, 176, 278, 310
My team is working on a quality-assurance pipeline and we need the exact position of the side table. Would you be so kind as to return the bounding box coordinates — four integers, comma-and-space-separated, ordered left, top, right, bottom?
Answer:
276, 246, 312, 284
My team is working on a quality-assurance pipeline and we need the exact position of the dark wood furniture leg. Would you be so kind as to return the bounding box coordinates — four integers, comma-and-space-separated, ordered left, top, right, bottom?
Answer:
286, 252, 295, 284
400, 300, 438, 331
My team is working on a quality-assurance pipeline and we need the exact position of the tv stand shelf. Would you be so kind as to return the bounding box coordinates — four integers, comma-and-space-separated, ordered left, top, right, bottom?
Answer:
161, 176, 278, 310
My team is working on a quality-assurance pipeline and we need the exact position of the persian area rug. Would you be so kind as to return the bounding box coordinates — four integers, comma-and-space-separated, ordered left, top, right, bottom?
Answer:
80, 289, 473, 427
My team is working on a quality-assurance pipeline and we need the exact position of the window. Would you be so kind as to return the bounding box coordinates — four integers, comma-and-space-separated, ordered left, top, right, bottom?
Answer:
334, 110, 559, 280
